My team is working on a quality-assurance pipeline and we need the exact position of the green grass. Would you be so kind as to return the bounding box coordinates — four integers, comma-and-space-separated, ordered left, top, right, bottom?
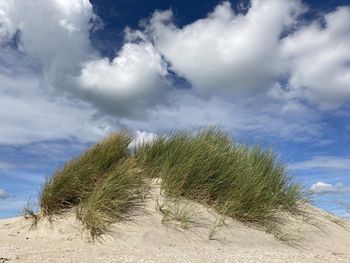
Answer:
38, 127, 306, 239
23, 201, 40, 230
39, 132, 140, 238
208, 215, 226, 240
76, 159, 144, 238
136, 128, 305, 225
40, 132, 131, 216
156, 198, 197, 229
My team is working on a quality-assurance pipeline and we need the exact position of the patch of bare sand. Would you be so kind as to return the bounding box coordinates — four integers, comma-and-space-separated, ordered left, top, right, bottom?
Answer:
1, 181, 349, 262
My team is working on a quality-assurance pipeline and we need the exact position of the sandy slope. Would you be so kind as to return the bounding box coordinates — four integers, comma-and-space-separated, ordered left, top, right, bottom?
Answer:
1, 182, 350, 263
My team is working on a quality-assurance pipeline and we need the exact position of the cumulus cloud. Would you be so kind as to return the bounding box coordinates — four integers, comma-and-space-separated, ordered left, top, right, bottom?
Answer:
290, 156, 350, 170
281, 6, 350, 108
0, 0, 125, 144
0, 0, 96, 80
2, 0, 350, 110
1, 0, 349, 110
1, 0, 350, 146
0, 0, 169, 118
0, 0, 114, 144
0, 188, 9, 199
0, 68, 113, 144
144, 0, 305, 93
310, 181, 350, 194
141, 0, 350, 108
77, 42, 169, 117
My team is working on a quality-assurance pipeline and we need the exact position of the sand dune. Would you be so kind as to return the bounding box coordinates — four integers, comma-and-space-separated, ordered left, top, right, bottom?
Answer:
1, 182, 350, 263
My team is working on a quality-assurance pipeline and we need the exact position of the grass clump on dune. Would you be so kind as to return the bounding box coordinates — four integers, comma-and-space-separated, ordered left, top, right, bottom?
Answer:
136, 128, 305, 225
40, 133, 132, 216
39, 132, 146, 238
76, 160, 144, 238
39, 127, 306, 238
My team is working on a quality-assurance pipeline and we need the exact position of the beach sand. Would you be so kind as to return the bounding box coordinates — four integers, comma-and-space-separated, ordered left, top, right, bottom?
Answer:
1, 181, 350, 262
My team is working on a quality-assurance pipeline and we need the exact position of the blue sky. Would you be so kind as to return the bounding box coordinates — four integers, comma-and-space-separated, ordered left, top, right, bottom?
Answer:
0, 0, 350, 219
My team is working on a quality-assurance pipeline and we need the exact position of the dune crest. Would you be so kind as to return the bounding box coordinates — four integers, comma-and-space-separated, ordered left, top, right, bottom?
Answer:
1, 181, 350, 263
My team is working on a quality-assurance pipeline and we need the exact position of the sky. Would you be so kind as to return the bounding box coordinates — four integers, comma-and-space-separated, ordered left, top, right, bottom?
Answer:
0, 0, 350, 219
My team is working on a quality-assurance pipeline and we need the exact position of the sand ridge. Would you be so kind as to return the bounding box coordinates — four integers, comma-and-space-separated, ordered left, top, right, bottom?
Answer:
0, 182, 350, 262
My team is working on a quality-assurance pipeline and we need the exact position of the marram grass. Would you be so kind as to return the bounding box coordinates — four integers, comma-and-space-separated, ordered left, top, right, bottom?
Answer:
136, 128, 305, 224
40, 132, 131, 216
76, 159, 144, 238
39, 128, 306, 238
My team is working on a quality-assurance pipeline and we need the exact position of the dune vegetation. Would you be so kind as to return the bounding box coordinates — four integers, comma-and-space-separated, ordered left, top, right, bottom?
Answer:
37, 128, 306, 239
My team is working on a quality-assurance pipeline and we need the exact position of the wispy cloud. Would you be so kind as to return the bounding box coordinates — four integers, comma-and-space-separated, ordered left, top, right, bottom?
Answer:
2, 171, 46, 185
335, 200, 350, 213
0, 162, 13, 170
290, 156, 350, 170
0, 188, 9, 200
310, 181, 350, 194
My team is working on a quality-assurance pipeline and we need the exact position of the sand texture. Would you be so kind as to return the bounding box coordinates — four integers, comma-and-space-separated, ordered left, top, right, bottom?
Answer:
1, 182, 350, 263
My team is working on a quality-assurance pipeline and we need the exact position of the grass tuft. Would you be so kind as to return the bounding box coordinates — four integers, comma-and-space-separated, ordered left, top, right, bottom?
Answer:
38, 127, 306, 238
39, 132, 142, 238
23, 201, 40, 230
40, 132, 131, 216
156, 198, 196, 229
76, 160, 145, 239
208, 215, 226, 240
137, 128, 306, 228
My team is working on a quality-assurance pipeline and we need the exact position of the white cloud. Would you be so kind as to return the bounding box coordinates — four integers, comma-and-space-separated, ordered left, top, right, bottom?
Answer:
290, 156, 350, 170
0, 70, 112, 145
0, 1, 20, 41
0, 188, 9, 199
128, 130, 157, 150
0, 0, 96, 78
2, 0, 350, 113
0, 0, 173, 118
0, 0, 118, 145
0, 0, 349, 147
310, 181, 350, 194
281, 7, 350, 108
121, 90, 322, 142
77, 41, 169, 117
144, 0, 305, 93
142, 0, 350, 109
